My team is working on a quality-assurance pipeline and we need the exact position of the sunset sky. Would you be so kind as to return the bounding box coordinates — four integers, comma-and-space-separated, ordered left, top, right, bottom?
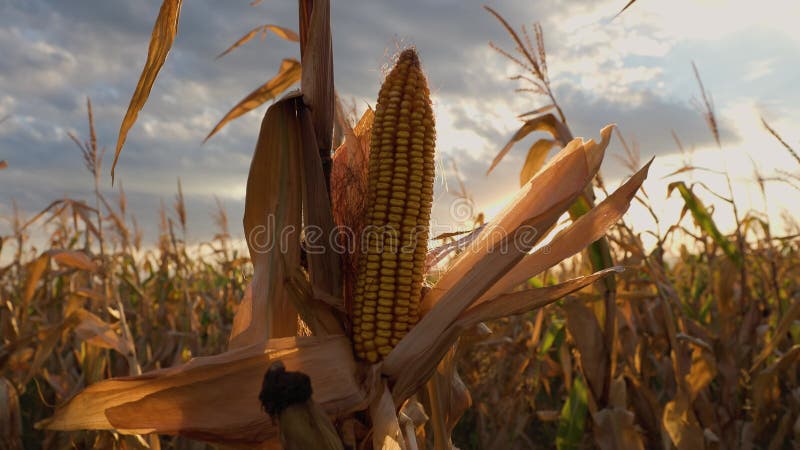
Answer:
1, 0, 799, 249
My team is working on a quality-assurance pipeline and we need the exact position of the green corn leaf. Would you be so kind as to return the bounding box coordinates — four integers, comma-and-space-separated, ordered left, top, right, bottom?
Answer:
668, 181, 743, 267
557, 376, 589, 450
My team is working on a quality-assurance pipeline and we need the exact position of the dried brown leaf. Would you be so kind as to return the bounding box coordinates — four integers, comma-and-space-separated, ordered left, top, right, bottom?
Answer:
23, 254, 49, 305
386, 133, 611, 400
43, 336, 365, 445
112, 0, 182, 181
662, 392, 704, 450
479, 156, 651, 301
232, 95, 304, 345
216, 24, 299, 59
593, 407, 645, 450
73, 309, 133, 356
370, 383, 407, 450
487, 113, 571, 174
519, 139, 554, 186
48, 249, 97, 272
0, 378, 23, 450
205, 59, 301, 142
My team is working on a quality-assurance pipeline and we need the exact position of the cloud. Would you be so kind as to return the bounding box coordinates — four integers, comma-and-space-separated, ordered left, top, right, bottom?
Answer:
1, 0, 799, 244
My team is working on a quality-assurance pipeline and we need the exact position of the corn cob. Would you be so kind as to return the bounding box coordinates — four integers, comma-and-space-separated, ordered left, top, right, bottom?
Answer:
351, 49, 435, 363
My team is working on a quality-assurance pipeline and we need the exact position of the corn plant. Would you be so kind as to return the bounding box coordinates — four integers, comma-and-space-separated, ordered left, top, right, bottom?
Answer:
27, 1, 648, 448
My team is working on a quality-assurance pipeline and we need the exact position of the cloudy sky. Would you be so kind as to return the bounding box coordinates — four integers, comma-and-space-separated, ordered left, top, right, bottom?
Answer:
1, 0, 799, 249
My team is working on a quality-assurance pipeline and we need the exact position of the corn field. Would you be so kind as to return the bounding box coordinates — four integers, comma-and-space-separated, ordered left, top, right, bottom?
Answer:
2, 1, 800, 449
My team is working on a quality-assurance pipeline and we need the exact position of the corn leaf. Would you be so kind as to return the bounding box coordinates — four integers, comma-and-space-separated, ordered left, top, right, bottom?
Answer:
216, 24, 299, 59
0, 378, 22, 449
23, 254, 49, 306
205, 59, 301, 142
564, 298, 608, 401
593, 407, 645, 450
487, 113, 571, 174
73, 309, 133, 356
42, 336, 365, 445
232, 95, 304, 345
481, 158, 651, 300
370, 383, 407, 450
668, 181, 743, 267
112, 0, 182, 182
557, 376, 589, 450
387, 133, 607, 383
616, 0, 639, 17
519, 139, 554, 186
662, 391, 704, 450
750, 294, 800, 370
48, 249, 97, 272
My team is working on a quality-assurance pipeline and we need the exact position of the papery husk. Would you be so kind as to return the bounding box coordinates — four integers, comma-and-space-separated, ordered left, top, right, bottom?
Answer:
370, 382, 407, 450
42, 336, 365, 446
298, 101, 344, 335
233, 95, 304, 346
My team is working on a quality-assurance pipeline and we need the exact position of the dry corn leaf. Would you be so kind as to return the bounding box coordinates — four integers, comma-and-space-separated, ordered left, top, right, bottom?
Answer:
0, 377, 22, 450
386, 130, 610, 386
112, 0, 182, 181
752, 344, 800, 424
479, 157, 651, 301
74, 287, 105, 303
487, 113, 572, 174
298, 104, 343, 314
616, 0, 639, 17
564, 298, 609, 402
48, 249, 97, 272
751, 293, 800, 371
23, 254, 49, 306
419, 126, 612, 315
300, 0, 334, 151
205, 59, 301, 142
391, 270, 620, 403
232, 95, 304, 345
43, 336, 364, 445
425, 347, 471, 450
592, 407, 645, 450
519, 139, 554, 186
26, 316, 81, 385
460, 269, 621, 327
684, 344, 716, 401
73, 308, 133, 356
216, 24, 299, 59
662, 391, 704, 450
370, 383, 407, 450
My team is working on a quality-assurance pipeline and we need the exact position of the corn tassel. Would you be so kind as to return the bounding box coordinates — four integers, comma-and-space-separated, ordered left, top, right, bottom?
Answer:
351, 49, 435, 362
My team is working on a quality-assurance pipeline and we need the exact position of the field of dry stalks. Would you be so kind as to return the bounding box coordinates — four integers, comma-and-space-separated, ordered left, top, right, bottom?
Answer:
2, 1, 800, 449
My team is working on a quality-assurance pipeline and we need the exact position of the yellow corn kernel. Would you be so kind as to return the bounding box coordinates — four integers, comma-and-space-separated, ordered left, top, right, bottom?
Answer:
351, 48, 435, 362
